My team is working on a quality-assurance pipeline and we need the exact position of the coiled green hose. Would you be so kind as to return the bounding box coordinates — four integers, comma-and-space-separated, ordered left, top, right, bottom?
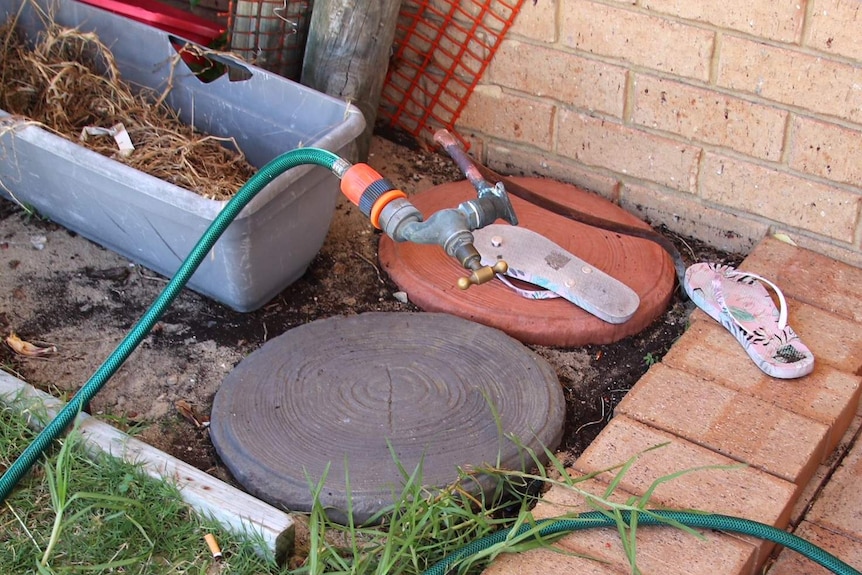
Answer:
423, 509, 862, 575
0, 147, 341, 503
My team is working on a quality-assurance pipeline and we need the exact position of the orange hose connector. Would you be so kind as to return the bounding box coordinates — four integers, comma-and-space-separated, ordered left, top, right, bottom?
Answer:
340, 163, 381, 206
340, 163, 407, 228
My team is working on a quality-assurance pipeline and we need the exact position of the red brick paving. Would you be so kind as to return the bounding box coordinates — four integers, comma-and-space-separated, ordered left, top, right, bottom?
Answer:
484, 237, 862, 575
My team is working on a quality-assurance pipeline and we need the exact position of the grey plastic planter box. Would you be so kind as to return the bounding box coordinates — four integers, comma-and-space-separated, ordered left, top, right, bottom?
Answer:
0, 0, 364, 311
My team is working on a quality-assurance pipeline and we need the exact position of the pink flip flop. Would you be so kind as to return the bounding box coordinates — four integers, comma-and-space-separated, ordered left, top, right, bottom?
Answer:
683, 263, 814, 379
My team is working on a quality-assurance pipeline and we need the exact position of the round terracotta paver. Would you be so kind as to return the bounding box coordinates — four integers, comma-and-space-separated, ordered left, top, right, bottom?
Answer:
378, 177, 676, 346
210, 312, 565, 525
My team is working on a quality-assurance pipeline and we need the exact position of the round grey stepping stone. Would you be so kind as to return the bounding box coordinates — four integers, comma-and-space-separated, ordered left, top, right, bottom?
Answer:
210, 312, 564, 524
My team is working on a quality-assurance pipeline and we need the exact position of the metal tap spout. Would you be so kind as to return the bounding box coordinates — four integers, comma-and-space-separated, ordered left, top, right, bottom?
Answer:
336, 132, 519, 289
377, 200, 478, 269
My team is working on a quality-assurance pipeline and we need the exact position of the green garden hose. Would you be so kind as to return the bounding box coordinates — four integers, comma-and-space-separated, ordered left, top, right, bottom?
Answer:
423, 509, 861, 575
0, 147, 341, 503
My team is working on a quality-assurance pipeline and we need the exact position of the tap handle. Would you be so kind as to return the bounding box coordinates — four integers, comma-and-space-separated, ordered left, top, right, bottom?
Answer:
457, 260, 509, 290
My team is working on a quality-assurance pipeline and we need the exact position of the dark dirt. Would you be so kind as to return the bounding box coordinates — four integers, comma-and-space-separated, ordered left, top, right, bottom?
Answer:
0, 134, 744, 486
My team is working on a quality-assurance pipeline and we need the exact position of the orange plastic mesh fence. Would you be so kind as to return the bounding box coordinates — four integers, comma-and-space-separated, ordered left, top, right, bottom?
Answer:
379, 0, 526, 144
227, 0, 312, 80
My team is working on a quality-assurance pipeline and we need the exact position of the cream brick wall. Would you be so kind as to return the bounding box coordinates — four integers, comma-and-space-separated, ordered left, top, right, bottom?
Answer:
446, 0, 862, 265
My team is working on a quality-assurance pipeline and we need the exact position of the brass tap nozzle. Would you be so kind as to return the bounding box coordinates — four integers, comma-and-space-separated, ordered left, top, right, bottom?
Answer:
457, 261, 509, 290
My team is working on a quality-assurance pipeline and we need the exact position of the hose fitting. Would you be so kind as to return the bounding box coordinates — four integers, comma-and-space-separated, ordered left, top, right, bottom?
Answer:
340, 163, 407, 229
337, 163, 511, 288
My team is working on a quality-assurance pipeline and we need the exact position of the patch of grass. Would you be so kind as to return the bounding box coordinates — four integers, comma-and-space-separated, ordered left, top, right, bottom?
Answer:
0, 403, 287, 574
289, 438, 736, 575
294, 457, 527, 575
2, 399, 728, 575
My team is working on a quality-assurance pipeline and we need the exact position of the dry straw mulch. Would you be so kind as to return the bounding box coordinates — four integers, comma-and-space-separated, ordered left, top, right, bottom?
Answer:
0, 6, 255, 200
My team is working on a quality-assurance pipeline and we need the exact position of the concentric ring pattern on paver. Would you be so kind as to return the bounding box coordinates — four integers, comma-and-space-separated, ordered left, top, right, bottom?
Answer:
210, 312, 565, 524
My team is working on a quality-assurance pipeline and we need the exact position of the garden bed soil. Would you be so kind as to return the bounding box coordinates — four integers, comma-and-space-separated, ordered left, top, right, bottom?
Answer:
0, 135, 743, 487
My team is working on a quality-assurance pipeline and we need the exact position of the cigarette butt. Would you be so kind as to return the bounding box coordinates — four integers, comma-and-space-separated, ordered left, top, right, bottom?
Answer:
204, 533, 222, 559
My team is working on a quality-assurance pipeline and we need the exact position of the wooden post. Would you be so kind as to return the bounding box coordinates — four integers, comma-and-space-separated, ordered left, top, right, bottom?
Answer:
301, 0, 402, 162
0, 371, 296, 566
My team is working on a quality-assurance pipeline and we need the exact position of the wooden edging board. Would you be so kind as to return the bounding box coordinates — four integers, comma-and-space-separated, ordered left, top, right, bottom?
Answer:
0, 370, 295, 565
